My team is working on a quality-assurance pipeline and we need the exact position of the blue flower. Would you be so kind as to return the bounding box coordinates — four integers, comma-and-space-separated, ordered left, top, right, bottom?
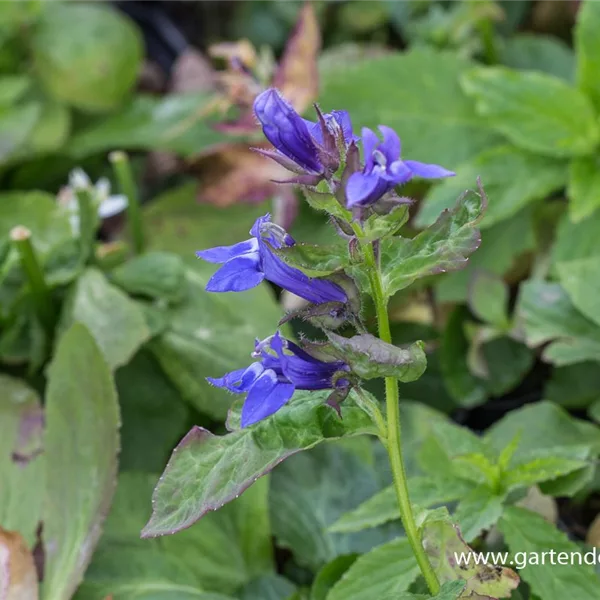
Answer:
346, 126, 455, 208
197, 214, 347, 304
208, 332, 349, 427
254, 88, 355, 174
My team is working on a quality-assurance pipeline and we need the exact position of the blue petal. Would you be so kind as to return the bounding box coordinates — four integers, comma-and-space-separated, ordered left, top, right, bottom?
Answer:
205, 255, 264, 292
241, 370, 295, 427
207, 368, 248, 393
331, 110, 358, 145
346, 171, 389, 207
404, 160, 456, 179
196, 238, 259, 264
361, 127, 380, 171
260, 242, 347, 304
385, 160, 413, 184
378, 126, 401, 163
250, 214, 272, 238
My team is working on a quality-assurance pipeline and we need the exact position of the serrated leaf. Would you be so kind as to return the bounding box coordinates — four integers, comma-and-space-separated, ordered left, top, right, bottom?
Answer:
575, 0, 600, 112
423, 519, 519, 598
567, 155, 600, 223
379, 188, 485, 298
516, 280, 600, 365
503, 456, 588, 490
0, 376, 44, 547
325, 538, 420, 600
454, 486, 505, 543
149, 262, 285, 420
32, 3, 142, 112
551, 209, 600, 268
326, 332, 426, 381
329, 476, 473, 534
499, 506, 599, 600
436, 207, 535, 303
557, 257, 600, 328
417, 145, 567, 229
361, 205, 410, 243
142, 390, 375, 538
319, 49, 501, 169
271, 444, 397, 572
60, 268, 151, 370
42, 324, 120, 600
461, 67, 599, 157
271, 242, 349, 276
110, 251, 186, 304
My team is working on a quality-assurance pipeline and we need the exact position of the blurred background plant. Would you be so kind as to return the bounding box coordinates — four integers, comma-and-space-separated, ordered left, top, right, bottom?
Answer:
2, 1, 600, 600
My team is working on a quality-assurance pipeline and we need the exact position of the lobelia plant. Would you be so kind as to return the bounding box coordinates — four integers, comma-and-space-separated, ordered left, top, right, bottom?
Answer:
143, 88, 519, 599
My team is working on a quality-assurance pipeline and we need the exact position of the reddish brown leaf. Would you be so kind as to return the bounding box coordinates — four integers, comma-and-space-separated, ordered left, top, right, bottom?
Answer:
272, 2, 321, 113
0, 528, 39, 600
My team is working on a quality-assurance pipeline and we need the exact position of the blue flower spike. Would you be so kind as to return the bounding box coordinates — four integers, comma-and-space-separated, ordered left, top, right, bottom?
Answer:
208, 332, 350, 427
346, 126, 455, 208
196, 214, 347, 305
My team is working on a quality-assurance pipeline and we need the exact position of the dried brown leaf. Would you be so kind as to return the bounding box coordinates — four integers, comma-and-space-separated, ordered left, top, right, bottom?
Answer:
0, 528, 39, 600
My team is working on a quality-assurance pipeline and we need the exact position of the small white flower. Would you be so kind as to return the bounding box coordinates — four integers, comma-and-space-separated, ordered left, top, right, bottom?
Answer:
59, 169, 128, 235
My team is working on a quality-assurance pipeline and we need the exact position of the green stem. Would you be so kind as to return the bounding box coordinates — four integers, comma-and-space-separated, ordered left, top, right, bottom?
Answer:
10, 226, 55, 335
75, 187, 97, 265
478, 18, 499, 64
110, 151, 145, 255
361, 240, 441, 596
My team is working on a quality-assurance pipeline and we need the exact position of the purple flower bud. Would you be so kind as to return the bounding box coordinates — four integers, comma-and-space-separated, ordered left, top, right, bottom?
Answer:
254, 88, 357, 177
208, 332, 349, 427
197, 214, 347, 305
346, 126, 455, 208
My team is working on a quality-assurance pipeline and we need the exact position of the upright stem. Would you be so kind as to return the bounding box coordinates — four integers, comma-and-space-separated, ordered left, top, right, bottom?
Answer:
362, 241, 441, 595
75, 187, 97, 265
110, 151, 145, 255
10, 226, 55, 335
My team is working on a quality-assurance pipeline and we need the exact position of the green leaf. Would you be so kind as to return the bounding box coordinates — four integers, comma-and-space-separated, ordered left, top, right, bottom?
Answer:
461, 67, 599, 157
503, 456, 588, 490
240, 575, 297, 600
311, 555, 358, 600
0, 375, 44, 546
69, 93, 226, 158
575, 0, 600, 112
97, 472, 273, 595
270, 443, 398, 572
319, 48, 501, 169
148, 261, 285, 420
436, 207, 535, 303
325, 333, 426, 381
485, 401, 600, 496
329, 476, 473, 534
141, 390, 376, 538
362, 205, 410, 243
500, 34, 575, 82
61, 268, 151, 370
499, 506, 599, 600
271, 242, 348, 276
22, 101, 71, 155
468, 271, 509, 329
557, 257, 600, 327
0, 191, 71, 254
516, 280, 600, 365
440, 307, 486, 408
31, 3, 142, 112
110, 251, 186, 304
42, 324, 120, 600
417, 145, 567, 229
0, 102, 41, 164
422, 519, 520, 598
545, 362, 600, 409
380, 188, 486, 298
115, 351, 190, 472
567, 156, 600, 223
453, 486, 505, 543
0, 75, 32, 105
325, 538, 420, 600
143, 182, 269, 258
551, 209, 600, 268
